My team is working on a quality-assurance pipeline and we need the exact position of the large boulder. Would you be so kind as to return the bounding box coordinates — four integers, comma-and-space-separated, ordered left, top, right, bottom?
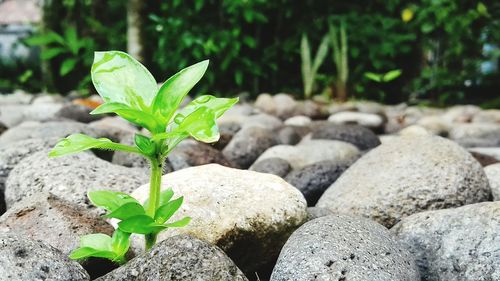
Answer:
223, 126, 278, 168
0, 233, 89, 280
97, 235, 248, 281
5, 151, 148, 210
392, 202, 500, 281
317, 135, 491, 228
310, 123, 381, 150
270, 215, 420, 281
131, 164, 307, 275
252, 139, 360, 170
485, 163, 500, 200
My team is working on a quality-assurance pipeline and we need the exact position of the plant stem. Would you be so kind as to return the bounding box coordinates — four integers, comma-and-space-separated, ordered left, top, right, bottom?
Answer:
145, 156, 162, 250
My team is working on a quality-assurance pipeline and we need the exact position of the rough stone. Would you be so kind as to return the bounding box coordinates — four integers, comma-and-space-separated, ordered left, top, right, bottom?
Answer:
317, 135, 491, 228
249, 157, 291, 178
270, 215, 420, 281
449, 123, 500, 147
311, 123, 381, 150
392, 202, 500, 281
485, 163, 500, 200
56, 103, 102, 123
305, 207, 334, 221
328, 111, 385, 132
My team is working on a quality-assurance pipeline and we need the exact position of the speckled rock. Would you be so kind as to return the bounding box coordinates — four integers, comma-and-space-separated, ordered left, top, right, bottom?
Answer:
131, 164, 307, 275
285, 160, 348, 206
270, 215, 420, 281
5, 151, 148, 210
306, 207, 334, 221
392, 202, 500, 281
252, 139, 360, 170
449, 123, 500, 147
223, 126, 278, 168
485, 163, 500, 200
317, 135, 491, 228
311, 123, 381, 150
0, 233, 89, 280
97, 235, 247, 281
249, 157, 292, 178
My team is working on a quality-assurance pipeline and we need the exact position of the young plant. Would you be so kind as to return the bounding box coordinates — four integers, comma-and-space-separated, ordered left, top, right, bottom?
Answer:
364, 69, 402, 83
329, 21, 349, 101
48, 51, 238, 264
300, 34, 329, 99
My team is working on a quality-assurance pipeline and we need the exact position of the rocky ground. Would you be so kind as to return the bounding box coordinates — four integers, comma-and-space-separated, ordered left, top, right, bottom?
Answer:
0, 90, 499, 281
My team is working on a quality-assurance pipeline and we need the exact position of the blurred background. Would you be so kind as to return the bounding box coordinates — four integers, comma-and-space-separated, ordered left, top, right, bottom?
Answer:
0, 0, 499, 107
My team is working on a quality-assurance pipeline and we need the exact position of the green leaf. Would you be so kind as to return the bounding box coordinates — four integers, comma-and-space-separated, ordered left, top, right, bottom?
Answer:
134, 134, 155, 155
143, 188, 174, 211
105, 202, 145, 220
48, 133, 140, 157
60, 58, 78, 76
111, 229, 131, 258
118, 215, 167, 234
174, 106, 219, 143
382, 69, 402, 82
152, 60, 209, 123
90, 102, 163, 133
80, 233, 112, 251
40, 47, 67, 60
364, 72, 382, 82
178, 95, 238, 119
88, 190, 139, 212
154, 196, 183, 224
24, 31, 65, 46
64, 26, 79, 54
69, 247, 116, 260
91, 51, 158, 111
163, 217, 191, 228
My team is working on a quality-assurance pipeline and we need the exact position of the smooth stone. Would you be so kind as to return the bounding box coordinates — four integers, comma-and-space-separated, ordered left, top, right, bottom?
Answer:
0, 90, 33, 105
317, 135, 491, 228
284, 115, 312, 127
392, 202, 500, 281
31, 94, 65, 104
168, 139, 234, 170
285, 160, 348, 206
273, 93, 298, 119
473, 109, 500, 123
249, 157, 292, 178
328, 111, 385, 131
305, 207, 334, 221
242, 113, 283, 130
443, 105, 481, 123
469, 151, 500, 167
252, 139, 360, 170
254, 93, 276, 115
56, 103, 102, 123
277, 126, 304, 145
131, 164, 307, 275
0, 103, 63, 127
0, 233, 89, 280
468, 147, 500, 162
270, 215, 420, 281
449, 123, 500, 147
223, 126, 278, 169
212, 122, 241, 150
398, 125, 431, 136
97, 235, 247, 281
416, 115, 450, 136
5, 151, 148, 210
485, 163, 500, 200
310, 123, 381, 150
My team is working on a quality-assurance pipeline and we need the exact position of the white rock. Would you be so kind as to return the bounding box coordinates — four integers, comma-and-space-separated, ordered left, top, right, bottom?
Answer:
284, 115, 311, 126
328, 111, 384, 129
485, 163, 500, 200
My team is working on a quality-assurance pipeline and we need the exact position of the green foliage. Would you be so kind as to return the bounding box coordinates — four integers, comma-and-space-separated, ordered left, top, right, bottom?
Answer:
329, 21, 349, 101
364, 69, 402, 83
300, 34, 329, 99
49, 51, 237, 264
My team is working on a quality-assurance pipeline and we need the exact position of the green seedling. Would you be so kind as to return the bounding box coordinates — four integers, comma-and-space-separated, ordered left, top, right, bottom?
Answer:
49, 51, 238, 264
364, 69, 402, 83
300, 34, 329, 99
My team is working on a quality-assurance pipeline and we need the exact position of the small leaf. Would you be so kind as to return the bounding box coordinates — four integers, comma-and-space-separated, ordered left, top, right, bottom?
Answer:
178, 95, 239, 119
105, 202, 145, 220
163, 217, 191, 228
382, 69, 402, 82
92, 51, 158, 111
111, 229, 131, 258
364, 72, 382, 82
24, 31, 65, 46
40, 47, 67, 60
64, 26, 79, 54
60, 58, 78, 76
91, 102, 163, 133
174, 107, 219, 143
88, 190, 139, 212
118, 215, 167, 234
69, 247, 115, 260
154, 196, 183, 224
48, 134, 140, 157
134, 134, 155, 156
80, 233, 112, 251
152, 60, 209, 123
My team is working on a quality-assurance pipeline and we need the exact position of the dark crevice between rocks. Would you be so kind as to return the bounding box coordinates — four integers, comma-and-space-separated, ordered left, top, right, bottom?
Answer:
0, 190, 6, 216
84, 257, 119, 280
91, 148, 115, 163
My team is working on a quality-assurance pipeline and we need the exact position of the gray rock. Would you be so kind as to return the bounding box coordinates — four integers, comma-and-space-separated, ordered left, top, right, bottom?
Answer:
0, 103, 63, 127
284, 115, 312, 127
250, 158, 291, 178
311, 123, 381, 150
270, 215, 420, 281
449, 123, 500, 147
254, 93, 276, 115
168, 139, 234, 170
111, 133, 149, 169
0, 233, 89, 280
0, 121, 7, 135
0, 90, 33, 105
0, 120, 111, 146
97, 235, 247, 281
392, 202, 500, 281
89, 117, 139, 141
469, 151, 500, 167
223, 126, 278, 168
252, 139, 360, 170
473, 109, 500, 123
131, 164, 307, 275
242, 113, 283, 130
213, 122, 241, 150
278, 126, 309, 145
443, 105, 481, 123
468, 147, 500, 163
328, 111, 385, 132
317, 135, 491, 228
5, 151, 148, 209
306, 207, 334, 221
485, 163, 500, 200
56, 103, 102, 123
285, 160, 348, 206
273, 93, 298, 119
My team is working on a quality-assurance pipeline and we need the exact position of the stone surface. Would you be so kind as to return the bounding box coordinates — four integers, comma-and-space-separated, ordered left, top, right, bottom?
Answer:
317, 135, 491, 228
328, 111, 385, 131
168, 139, 234, 170
273, 93, 298, 119
131, 164, 307, 275
284, 115, 312, 127
473, 109, 500, 123
249, 157, 291, 178
0, 121, 7, 135
56, 103, 102, 123
468, 147, 500, 163
305, 207, 334, 221
416, 116, 450, 136
470, 151, 500, 167
0, 233, 89, 280
5, 151, 148, 209
285, 160, 348, 206
392, 202, 500, 281
252, 139, 360, 170
0, 103, 63, 127
485, 163, 500, 200
311, 123, 381, 150
223, 126, 278, 168
270, 215, 420, 281
213, 122, 241, 150
449, 123, 500, 147
277, 126, 304, 145
97, 235, 248, 281
254, 93, 276, 115
242, 113, 283, 130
